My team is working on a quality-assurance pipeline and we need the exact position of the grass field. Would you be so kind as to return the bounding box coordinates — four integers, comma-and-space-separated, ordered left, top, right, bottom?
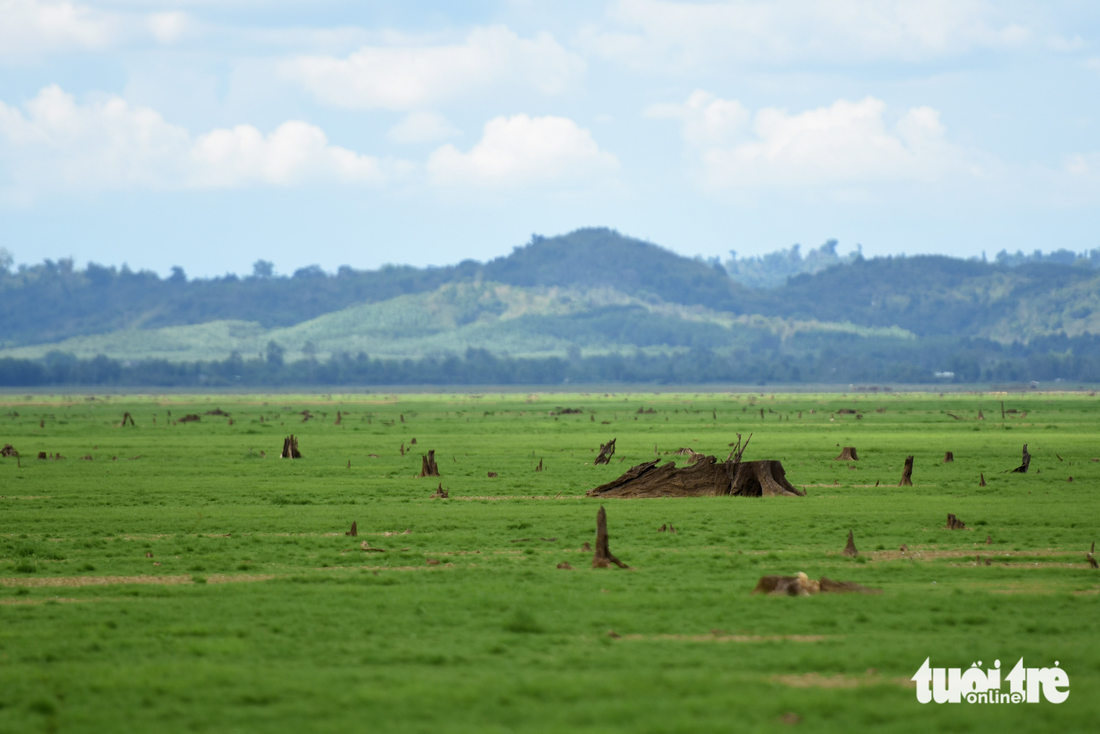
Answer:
1, 390, 1098, 733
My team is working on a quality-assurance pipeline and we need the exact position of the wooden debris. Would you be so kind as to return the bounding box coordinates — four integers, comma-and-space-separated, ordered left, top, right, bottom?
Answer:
280, 435, 302, 459
899, 544, 909, 552
178, 414, 200, 423
400, 442, 405, 456
410, 437, 417, 445
426, 558, 440, 566
300, 410, 312, 423
487, 471, 498, 478
675, 447, 707, 464
400, 414, 405, 423
205, 408, 229, 417
752, 572, 880, 596
594, 438, 616, 465
978, 409, 985, 419
120, 412, 135, 427
360, 541, 385, 553
335, 411, 342, 425
556, 562, 574, 570
842, 530, 858, 557
592, 506, 628, 569
980, 473, 987, 487
898, 455, 914, 486
581, 542, 592, 552
1008, 444, 1031, 473
986, 535, 992, 544
346, 521, 357, 537
0, 444, 17, 457
418, 450, 440, 477
944, 451, 954, 463
37, 451, 47, 460
535, 459, 543, 472
835, 446, 858, 461
946, 513, 966, 530
587, 455, 803, 498
430, 483, 448, 499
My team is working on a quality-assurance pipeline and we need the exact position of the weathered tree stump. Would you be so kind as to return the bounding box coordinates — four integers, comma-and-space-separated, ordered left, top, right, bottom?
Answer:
430, 483, 448, 499
0, 444, 17, 457
37, 451, 47, 460
487, 471, 498, 478
842, 530, 859, 557
178, 414, 200, 423
979, 472, 987, 487
835, 447, 858, 461
592, 506, 628, 569
587, 455, 803, 498
346, 521, 357, 537
986, 535, 992, 544
120, 412, 135, 427
335, 411, 342, 425
946, 513, 966, 530
418, 450, 440, 477
410, 438, 417, 445
944, 451, 954, 463
595, 438, 616, 465
978, 409, 985, 420
1008, 444, 1031, 473
898, 456, 914, 486
535, 459, 543, 472
280, 435, 302, 459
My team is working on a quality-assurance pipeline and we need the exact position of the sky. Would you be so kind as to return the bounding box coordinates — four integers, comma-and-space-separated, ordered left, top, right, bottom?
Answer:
1, 0, 1098, 278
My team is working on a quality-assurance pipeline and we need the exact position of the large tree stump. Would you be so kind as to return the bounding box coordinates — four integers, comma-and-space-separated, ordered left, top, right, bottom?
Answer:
898, 456, 914, 486
280, 435, 302, 459
944, 451, 954, 463
595, 438, 616, 465
946, 513, 966, 530
835, 447, 858, 461
587, 455, 804, 498
418, 450, 440, 477
591, 506, 628, 569
1008, 444, 1031, 473
0, 444, 17, 457
842, 530, 859, 557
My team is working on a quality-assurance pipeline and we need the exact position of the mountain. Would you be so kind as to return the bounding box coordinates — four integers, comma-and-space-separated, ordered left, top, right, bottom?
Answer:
2, 228, 1099, 377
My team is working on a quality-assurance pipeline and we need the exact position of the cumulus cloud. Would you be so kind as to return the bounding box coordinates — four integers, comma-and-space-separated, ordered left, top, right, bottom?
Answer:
427, 114, 617, 188
0, 0, 117, 58
0, 85, 385, 194
652, 92, 962, 187
281, 25, 584, 111
387, 112, 460, 144
584, 0, 1036, 70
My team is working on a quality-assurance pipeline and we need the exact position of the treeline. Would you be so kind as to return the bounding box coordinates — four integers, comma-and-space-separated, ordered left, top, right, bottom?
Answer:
3, 339, 1098, 387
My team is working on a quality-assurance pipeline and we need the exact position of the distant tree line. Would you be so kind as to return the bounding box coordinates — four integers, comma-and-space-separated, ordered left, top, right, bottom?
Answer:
2, 336, 1098, 388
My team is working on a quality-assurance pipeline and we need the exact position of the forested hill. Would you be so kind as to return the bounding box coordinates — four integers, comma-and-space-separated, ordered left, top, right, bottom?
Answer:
2, 227, 1098, 350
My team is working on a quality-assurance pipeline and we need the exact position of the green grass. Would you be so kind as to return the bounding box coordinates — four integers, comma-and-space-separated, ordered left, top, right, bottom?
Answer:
1, 390, 1098, 732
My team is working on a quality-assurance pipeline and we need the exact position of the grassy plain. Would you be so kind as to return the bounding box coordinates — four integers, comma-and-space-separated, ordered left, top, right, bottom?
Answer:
1, 390, 1098, 733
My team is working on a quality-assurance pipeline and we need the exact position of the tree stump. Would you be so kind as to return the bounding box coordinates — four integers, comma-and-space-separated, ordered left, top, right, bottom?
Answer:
535, 459, 543, 472
0, 444, 17, 457
595, 438, 616, 465
280, 435, 302, 459
842, 530, 859, 557
418, 450, 440, 477
120, 412, 135, 427
979, 473, 986, 487
835, 447, 858, 461
944, 451, 954, 463
587, 456, 803, 498
1008, 444, 1031, 473
430, 483, 448, 499
946, 513, 966, 530
335, 411, 342, 425
592, 506, 628, 569
898, 456, 914, 486
978, 409, 985, 420
346, 521, 357, 537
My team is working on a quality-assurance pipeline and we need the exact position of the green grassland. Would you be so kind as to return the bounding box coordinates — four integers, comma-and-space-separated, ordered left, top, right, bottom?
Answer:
1, 390, 1098, 733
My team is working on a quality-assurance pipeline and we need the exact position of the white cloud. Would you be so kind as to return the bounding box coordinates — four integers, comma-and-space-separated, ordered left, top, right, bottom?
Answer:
584, 0, 1036, 70
0, 85, 386, 194
147, 11, 188, 44
0, 0, 117, 58
645, 90, 749, 147
387, 112, 460, 144
1086, 57, 1100, 75
281, 25, 584, 111
427, 114, 617, 188
653, 93, 962, 188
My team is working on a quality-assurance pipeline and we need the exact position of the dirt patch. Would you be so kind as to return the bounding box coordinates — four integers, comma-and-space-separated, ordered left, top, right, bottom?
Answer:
772, 673, 914, 689
620, 634, 832, 643
0, 573, 274, 588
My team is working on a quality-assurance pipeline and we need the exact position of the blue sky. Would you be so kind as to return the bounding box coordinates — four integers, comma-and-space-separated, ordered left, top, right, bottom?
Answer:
1, 0, 1098, 277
